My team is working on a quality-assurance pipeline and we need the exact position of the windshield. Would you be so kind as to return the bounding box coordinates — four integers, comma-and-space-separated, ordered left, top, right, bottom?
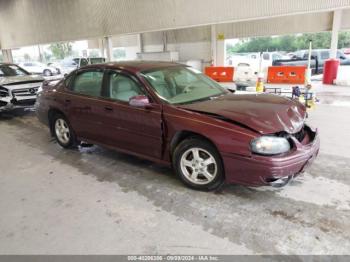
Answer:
0, 65, 29, 77
142, 67, 228, 105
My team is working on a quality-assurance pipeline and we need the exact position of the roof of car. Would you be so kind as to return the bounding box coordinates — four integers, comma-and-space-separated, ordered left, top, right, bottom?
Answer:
85, 61, 185, 73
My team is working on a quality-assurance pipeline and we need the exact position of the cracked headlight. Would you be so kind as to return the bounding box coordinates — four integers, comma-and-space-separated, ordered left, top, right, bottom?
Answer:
0, 86, 9, 97
251, 136, 291, 155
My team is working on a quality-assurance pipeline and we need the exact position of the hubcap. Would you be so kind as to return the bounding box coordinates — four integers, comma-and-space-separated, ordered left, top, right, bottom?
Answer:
55, 118, 70, 144
180, 147, 217, 185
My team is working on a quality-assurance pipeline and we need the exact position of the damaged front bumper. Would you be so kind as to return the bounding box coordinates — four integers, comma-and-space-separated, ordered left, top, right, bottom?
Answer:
0, 96, 37, 112
222, 125, 320, 187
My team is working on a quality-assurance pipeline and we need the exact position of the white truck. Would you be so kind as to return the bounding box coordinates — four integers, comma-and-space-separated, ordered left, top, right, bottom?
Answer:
227, 52, 285, 87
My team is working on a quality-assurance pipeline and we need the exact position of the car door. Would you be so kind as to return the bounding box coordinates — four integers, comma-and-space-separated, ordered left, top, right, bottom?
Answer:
99, 70, 163, 159
63, 68, 106, 142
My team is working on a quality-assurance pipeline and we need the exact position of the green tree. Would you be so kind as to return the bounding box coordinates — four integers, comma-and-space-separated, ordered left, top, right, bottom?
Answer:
113, 48, 126, 60
339, 31, 350, 48
49, 42, 73, 59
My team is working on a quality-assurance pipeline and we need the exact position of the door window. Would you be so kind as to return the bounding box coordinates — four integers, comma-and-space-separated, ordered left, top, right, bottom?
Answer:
263, 53, 270, 60
106, 72, 144, 102
272, 54, 282, 61
80, 58, 89, 67
321, 51, 330, 60
71, 70, 103, 97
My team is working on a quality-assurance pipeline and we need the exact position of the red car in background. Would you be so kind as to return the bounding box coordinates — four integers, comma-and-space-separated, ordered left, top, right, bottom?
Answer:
36, 62, 320, 191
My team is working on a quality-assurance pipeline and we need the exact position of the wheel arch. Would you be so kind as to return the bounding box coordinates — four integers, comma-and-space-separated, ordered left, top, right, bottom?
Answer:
170, 130, 220, 157
170, 130, 226, 190
48, 107, 66, 136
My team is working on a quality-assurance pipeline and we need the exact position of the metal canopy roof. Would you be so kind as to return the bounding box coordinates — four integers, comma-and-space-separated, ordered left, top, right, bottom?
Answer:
0, 0, 350, 49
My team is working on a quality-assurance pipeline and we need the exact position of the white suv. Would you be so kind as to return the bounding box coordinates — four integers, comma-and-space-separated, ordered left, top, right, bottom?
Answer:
19, 61, 60, 76
0, 63, 44, 112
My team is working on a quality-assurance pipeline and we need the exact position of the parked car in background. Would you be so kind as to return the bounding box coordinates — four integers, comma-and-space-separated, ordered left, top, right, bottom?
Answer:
274, 49, 350, 74
47, 62, 63, 74
228, 52, 284, 87
59, 57, 105, 75
36, 61, 319, 190
342, 48, 350, 58
59, 57, 89, 75
88, 57, 106, 64
19, 61, 60, 76
234, 62, 259, 88
0, 63, 43, 112
227, 52, 284, 69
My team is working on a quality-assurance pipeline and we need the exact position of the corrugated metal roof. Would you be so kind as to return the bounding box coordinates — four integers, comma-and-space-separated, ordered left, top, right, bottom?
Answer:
1, 0, 350, 48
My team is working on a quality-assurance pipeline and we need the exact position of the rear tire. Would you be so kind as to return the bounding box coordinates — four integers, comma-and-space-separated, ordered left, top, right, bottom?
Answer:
52, 114, 78, 149
173, 137, 225, 191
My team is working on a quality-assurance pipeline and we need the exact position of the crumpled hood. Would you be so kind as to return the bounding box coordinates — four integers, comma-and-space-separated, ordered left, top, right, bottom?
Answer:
180, 93, 307, 134
0, 75, 44, 87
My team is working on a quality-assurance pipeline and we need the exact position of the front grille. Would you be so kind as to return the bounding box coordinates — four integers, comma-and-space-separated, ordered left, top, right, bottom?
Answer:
12, 99, 36, 106
12, 87, 39, 97
0, 87, 9, 97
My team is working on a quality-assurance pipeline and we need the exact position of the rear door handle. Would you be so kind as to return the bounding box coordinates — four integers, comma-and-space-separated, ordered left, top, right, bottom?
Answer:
104, 106, 113, 111
65, 99, 71, 104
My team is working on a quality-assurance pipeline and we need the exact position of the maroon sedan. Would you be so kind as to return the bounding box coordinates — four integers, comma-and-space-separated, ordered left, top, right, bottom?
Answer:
36, 62, 320, 190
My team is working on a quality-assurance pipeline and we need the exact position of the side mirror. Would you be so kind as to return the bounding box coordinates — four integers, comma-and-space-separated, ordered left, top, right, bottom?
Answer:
129, 95, 152, 109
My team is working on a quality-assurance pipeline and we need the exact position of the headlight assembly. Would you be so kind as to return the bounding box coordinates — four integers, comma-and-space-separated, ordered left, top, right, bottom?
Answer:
251, 136, 291, 155
37, 83, 43, 94
0, 86, 9, 97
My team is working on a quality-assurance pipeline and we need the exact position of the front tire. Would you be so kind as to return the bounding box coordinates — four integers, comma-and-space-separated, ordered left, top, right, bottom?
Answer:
52, 114, 78, 149
173, 137, 225, 191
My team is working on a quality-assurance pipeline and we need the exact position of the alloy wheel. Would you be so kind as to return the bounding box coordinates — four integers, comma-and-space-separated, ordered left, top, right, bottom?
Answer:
55, 118, 71, 145
180, 147, 217, 185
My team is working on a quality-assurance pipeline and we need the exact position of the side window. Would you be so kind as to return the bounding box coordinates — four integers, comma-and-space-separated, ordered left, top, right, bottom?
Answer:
303, 52, 317, 59
107, 72, 144, 102
64, 73, 75, 88
80, 58, 89, 67
336, 51, 343, 58
71, 70, 103, 97
272, 54, 281, 61
263, 53, 270, 60
321, 51, 330, 60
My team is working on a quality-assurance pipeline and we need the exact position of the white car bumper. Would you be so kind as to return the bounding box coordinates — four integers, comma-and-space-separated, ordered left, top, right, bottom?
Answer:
0, 95, 37, 112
